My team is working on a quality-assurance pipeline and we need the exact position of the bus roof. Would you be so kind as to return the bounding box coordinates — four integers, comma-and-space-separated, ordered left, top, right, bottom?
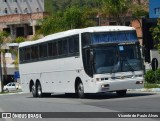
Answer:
19, 26, 135, 47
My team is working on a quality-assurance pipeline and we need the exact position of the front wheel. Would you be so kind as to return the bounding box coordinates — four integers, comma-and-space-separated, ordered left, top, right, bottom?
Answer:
116, 90, 127, 97
77, 82, 85, 98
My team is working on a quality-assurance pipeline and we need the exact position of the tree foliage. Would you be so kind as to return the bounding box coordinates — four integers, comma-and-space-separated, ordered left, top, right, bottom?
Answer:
14, 37, 26, 43
151, 18, 160, 52
39, 0, 148, 35
38, 5, 96, 35
102, 0, 131, 25
0, 31, 9, 44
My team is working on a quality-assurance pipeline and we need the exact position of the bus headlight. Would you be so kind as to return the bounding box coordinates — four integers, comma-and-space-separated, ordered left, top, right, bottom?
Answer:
101, 84, 110, 88
96, 78, 108, 82
136, 81, 143, 84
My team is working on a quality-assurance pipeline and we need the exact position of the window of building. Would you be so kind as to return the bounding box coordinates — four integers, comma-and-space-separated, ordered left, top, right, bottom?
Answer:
154, 7, 160, 14
109, 22, 117, 25
36, 8, 39, 12
4, 8, 8, 14
14, 8, 18, 14
24, 8, 28, 13
3, 0, 7, 2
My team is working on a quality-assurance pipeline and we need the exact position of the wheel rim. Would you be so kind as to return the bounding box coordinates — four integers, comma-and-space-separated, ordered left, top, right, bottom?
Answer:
78, 83, 84, 96
37, 85, 42, 96
32, 85, 35, 95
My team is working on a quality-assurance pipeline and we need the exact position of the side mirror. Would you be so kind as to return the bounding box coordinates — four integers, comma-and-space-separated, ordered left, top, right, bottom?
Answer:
90, 50, 94, 62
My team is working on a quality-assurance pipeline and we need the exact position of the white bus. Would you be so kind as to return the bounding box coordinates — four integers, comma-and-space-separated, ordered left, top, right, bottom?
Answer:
19, 26, 144, 98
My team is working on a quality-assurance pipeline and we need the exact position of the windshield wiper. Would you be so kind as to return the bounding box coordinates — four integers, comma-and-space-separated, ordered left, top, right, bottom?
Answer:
110, 56, 119, 73
122, 57, 135, 72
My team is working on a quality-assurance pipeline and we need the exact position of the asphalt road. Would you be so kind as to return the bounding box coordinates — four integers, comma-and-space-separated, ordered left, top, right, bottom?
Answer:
0, 91, 160, 121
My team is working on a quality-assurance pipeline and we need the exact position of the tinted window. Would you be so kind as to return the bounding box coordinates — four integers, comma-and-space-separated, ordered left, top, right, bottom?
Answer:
48, 42, 58, 57
58, 41, 62, 55
24, 47, 31, 61
19, 48, 25, 62
68, 37, 74, 53
74, 36, 79, 53
31, 46, 39, 59
68, 35, 79, 54
39, 44, 47, 58
62, 39, 68, 55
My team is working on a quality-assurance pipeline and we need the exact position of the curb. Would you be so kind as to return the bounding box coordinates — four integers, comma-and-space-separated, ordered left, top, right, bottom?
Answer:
0, 91, 24, 96
128, 88, 160, 92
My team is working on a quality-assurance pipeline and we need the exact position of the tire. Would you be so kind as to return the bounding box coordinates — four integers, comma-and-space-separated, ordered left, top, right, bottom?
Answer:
77, 82, 85, 99
6, 88, 9, 92
37, 82, 43, 97
116, 90, 127, 97
31, 84, 37, 97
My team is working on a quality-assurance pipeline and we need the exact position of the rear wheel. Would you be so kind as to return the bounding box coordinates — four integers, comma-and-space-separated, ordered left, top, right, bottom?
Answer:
116, 90, 127, 97
37, 83, 43, 97
77, 82, 85, 98
31, 85, 37, 97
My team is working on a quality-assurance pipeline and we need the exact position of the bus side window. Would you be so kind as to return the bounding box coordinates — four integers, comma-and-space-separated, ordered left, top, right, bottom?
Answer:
31, 46, 39, 60
24, 47, 31, 61
19, 48, 24, 63
39, 44, 47, 58
68, 37, 74, 54
53, 42, 57, 56
58, 40, 62, 56
62, 39, 68, 55
48, 42, 53, 57
74, 36, 79, 53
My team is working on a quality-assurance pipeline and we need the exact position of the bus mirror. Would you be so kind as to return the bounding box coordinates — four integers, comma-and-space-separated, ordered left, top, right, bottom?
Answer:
90, 50, 94, 62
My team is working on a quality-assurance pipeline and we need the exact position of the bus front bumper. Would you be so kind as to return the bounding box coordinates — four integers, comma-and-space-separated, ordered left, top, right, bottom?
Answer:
94, 77, 144, 93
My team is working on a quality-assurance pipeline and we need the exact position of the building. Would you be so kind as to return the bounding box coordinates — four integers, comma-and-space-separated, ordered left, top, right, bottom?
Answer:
142, 0, 159, 65
149, 0, 160, 18
0, 0, 47, 39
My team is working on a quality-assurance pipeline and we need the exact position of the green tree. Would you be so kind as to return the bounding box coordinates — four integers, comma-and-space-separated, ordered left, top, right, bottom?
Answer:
14, 37, 26, 43
38, 6, 96, 35
38, 14, 67, 36
102, 0, 131, 25
151, 18, 160, 52
64, 6, 83, 29
0, 31, 10, 92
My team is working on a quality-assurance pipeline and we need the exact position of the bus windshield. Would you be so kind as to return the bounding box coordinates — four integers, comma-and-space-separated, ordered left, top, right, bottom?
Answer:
94, 44, 142, 74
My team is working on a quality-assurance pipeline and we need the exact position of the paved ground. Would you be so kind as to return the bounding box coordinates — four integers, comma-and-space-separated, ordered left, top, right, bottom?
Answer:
0, 91, 160, 121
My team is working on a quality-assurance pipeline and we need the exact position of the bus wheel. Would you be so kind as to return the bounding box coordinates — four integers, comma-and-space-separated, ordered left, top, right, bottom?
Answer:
116, 90, 127, 97
31, 85, 37, 97
37, 82, 43, 97
77, 82, 85, 98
